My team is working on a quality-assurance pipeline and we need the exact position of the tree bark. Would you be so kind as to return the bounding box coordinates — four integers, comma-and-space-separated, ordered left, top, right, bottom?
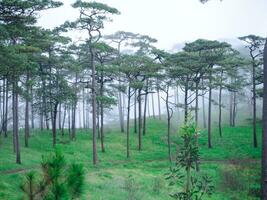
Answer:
134, 91, 137, 133
252, 61, 258, 148
13, 80, 21, 164
151, 92, 155, 119
261, 38, 267, 200
126, 87, 131, 158
157, 88, 161, 120
218, 70, 223, 137
90, 46, 98, 165
208, 72, 212, 148
138, 89, 142, 151
165, 86, 171, 162
52, 102, 58, 147
202, 79, 207, 129
24, 73, 30, 147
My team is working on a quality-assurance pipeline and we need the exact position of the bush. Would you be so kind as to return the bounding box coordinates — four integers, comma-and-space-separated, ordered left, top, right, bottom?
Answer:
123, 175, 139, 200
152, 177, 164, 194
20, 150, 85, 200
219, 166, 246, 192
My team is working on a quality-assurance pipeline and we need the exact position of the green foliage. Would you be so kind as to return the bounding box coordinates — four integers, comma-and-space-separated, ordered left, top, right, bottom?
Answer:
166, 120, 214, 200
123, 175, 139, 200
20, 150, 85, 200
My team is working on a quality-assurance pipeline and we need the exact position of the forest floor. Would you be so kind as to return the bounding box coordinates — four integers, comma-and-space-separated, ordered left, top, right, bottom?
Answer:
0, 118, 262, 200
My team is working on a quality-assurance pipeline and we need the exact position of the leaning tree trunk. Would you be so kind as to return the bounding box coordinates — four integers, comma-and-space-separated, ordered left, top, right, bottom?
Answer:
252, 62, 258, 148
208, 71, 212, 149
165, 86, 171, 162
13, 80, 21, 164
261, 38, 267, 200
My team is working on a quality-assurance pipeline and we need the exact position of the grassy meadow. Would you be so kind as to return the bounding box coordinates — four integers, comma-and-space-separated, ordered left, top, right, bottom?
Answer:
0, 118, 261, 200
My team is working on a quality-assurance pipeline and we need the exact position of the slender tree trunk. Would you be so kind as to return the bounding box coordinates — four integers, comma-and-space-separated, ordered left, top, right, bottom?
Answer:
134, 91, 137, 133
195, 82, 199, 127
13, 80, 21, 164
83, 88, 85, 129
118, 91, 124, 133
30, 86, 34, 129
184, 78, 189, 124
61, 106, 66, 136
52, 103, 58, 147
58, 103, 61, 130
90, 46, 98, 165
252, 62, 258, 148
126, 87, 131, 158
233, 91, 237, 127
166, 87, 171, 162
208, 72, 212, 149
24, 73, 30, 147
219, 70, 223, 137
71, 104, 76, 140
3, 78, 8, 137
138, 89, 142, 151
195, 82, 200, 171
100, 74, 105, 153
151, 92, 155, 119
219, 84, 222, 137
1, 78, 5, 135
142, 84, 148, 136
202, 79, 207, 129
229, 91, 233, 126
261, 38, 267, 200
97, 105, 100, 139
157, 88, 161, 120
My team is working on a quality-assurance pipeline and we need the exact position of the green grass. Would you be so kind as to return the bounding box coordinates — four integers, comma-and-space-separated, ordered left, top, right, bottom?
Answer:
0, 118, 261, 200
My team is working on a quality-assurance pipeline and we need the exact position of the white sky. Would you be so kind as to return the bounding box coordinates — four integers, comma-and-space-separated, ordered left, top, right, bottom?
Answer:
38, 0, 267, 50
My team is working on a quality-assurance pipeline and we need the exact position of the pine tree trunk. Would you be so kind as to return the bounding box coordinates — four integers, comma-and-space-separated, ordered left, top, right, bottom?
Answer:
126, 87, 131, 158
208, 72, 212, 149
229, 91, 233, 126
52, 103, 58, 147
252, 62, 258, 148
90, 47, 98, 165
61, 106, 66, 136
142, 86, 148, 136
58, 103, 61, 130
202, 79, 207, 129
24, 73, 30, 147
166, 87, 171, 162
30, 86, 34, 129
71, 104, 76, 140
219, 70, 223, 137
261, 38, 267, 200
184, 77, 189, 124
134, 91, 137, 133
100, 75, 105, 153
157, 88, 161, 120
13, 80, 21, 164
138, 89, 142, 151
151, 92, 155, 119
3, 78, 8, 137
